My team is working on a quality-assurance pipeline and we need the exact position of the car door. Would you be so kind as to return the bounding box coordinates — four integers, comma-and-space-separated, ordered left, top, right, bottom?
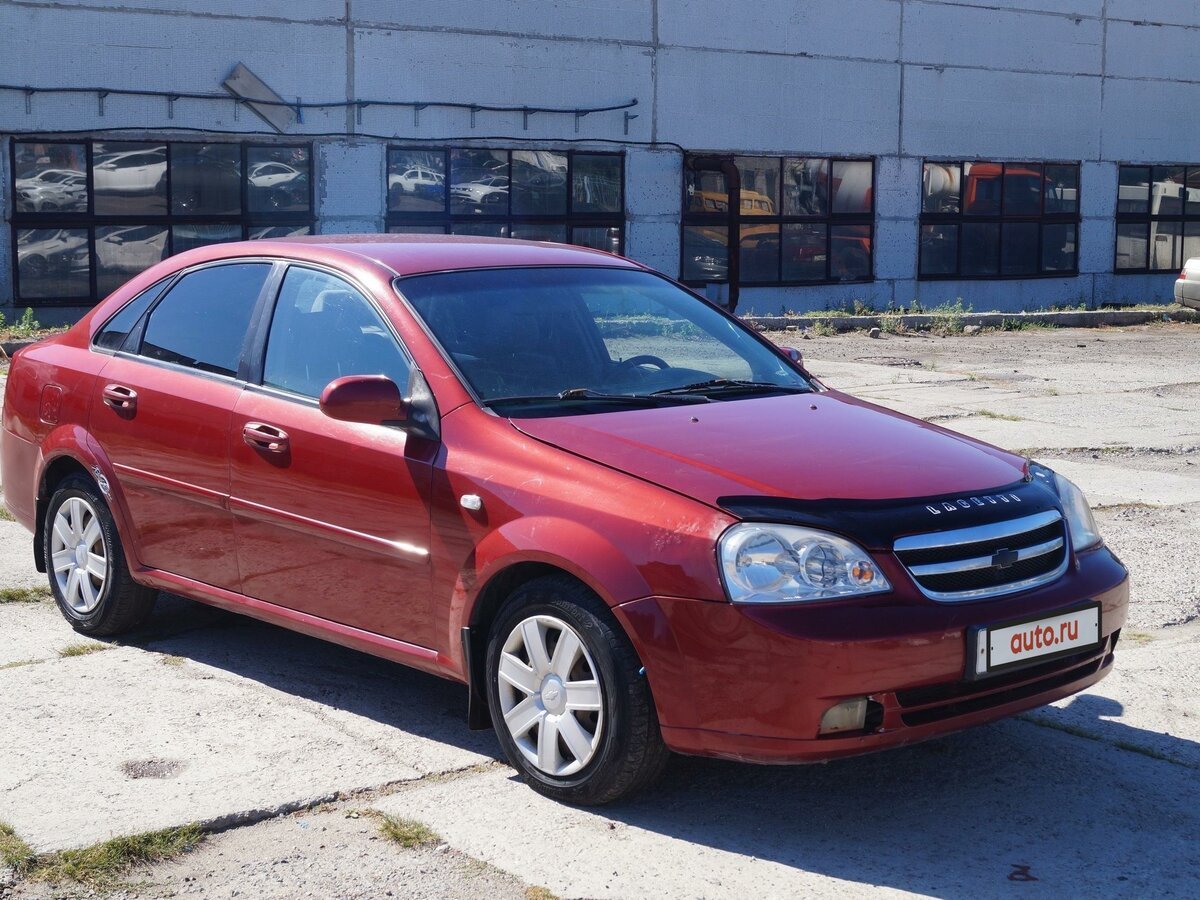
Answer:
90, 261, 273, 590
228, 264, 437, 646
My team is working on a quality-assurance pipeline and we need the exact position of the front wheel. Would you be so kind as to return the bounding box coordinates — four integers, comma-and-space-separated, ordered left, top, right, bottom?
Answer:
486, 576, 669, 805
44, 474, 156, 636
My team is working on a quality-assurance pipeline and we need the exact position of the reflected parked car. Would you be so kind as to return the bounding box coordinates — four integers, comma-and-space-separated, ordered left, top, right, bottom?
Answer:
16, 229, 89, 276
247, 161, 308, 210
172, 148, 241, 214
451, 175, 509, 206
96, 226, 168, 275
389, 166, 444, 196
94, 149, 166, 194
15, 169, 87, 212
0, 236, 1127, 806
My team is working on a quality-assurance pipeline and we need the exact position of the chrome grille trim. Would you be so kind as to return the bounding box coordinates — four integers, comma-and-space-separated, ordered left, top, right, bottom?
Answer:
894, 510, 1068, 603
908, 536, 1064, 577
893, 509, 1062, 552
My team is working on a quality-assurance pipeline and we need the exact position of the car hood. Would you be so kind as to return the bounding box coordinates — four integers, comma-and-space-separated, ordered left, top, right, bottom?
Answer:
510, 390, 1028, 507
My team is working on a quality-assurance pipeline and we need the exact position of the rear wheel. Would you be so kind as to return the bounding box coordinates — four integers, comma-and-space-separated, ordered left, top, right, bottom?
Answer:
486, 576, 669, 805
43, 475, 156, 636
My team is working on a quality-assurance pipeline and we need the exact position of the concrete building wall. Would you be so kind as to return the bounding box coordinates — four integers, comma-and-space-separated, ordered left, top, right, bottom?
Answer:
1, 0, 1195, 319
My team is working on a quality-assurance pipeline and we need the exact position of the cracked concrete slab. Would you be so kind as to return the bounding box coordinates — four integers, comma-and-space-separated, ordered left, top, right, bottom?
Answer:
0, 598, 496, 852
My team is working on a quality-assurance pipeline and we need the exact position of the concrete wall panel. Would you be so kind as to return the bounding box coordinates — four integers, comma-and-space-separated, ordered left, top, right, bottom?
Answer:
656, 48, 900, 155
928, 1, 1103, 16
657, 0, 901, 61
902, 67, 1101, 160
1108, 1, 1200, 28
13, 1, 341, 21
1105, 21, 1198, 83
1102, 78, 1200, 162
353, 29, 653, 141
352, 0, 652, 43
902, 3, 1103, 75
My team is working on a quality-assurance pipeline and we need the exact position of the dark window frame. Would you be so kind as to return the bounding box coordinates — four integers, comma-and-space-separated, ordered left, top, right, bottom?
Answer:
384, 146, 625, 253
918, 159, 1081, 281
679, 153, 876, 288
10, 138, 315, 307
1113, 163, 1200, 275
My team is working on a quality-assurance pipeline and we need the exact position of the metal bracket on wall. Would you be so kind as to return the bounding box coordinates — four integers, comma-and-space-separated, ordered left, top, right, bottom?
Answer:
97, 90, 109, 116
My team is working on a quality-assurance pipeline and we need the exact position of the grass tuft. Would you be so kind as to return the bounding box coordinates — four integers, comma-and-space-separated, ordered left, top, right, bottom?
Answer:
376, 814, 440, 849
159, 654, 185, 667
0, 585, 51, 604
975, 409, 1023, 422
0, 506, 15, 522
526, 888, 560, 900
32, 824, 204, 886
0, 822, 37, 875
807, 319, 837, 337
0, 659, 46, 671
58, 642, 108, 658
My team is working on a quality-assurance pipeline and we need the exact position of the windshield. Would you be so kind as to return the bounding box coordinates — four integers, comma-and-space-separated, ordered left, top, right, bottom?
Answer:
395, 266, 811, 415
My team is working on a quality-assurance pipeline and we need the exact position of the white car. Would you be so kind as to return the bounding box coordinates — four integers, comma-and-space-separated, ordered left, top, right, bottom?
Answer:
389, 166, 444, 195
17, 229, 89, 277
93, 149, 166, 194
1174, 257, 1200, 308
451, 175, 509, 205
16, 171, 87, 212
248, 161, 304, 189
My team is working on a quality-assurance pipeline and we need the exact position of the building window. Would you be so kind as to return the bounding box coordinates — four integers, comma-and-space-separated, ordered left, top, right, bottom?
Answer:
385, 147, 624, 254
680, 155, 874, 286
1114, 165, 1200, 272
11, 139, 314, 305
919, 161, 1079, 279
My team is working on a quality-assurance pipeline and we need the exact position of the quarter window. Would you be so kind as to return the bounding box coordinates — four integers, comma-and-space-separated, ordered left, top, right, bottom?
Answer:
1114, 165, 1200, 272
385, 147, 624, 254
10, 140, 314, 306
139, 263, 270, 377
263, 267, 410, 399
919, 161, 1080, 278
680, 155, 875, 286
93, 280, 167, 351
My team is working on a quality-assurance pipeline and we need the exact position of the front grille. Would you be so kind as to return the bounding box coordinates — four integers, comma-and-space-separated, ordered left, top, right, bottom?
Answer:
894, 509, 1068, 602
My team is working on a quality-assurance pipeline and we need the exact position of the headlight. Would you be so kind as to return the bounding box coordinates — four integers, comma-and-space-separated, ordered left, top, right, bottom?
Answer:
718, 523, 891, 604
1030, 463, 1102, 552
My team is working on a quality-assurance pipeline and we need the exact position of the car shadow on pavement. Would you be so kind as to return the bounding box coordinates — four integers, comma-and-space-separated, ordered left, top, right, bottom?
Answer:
598, 705, 1200, 895
120, 593, 501, 762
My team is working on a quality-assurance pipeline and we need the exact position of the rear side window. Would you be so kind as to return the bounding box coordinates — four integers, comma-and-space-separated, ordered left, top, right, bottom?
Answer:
139, 263, 270, 377
93, 281, 165, 351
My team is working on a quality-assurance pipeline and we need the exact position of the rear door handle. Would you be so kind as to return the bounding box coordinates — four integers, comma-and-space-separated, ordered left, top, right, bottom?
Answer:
243, 422, 290, 454
102, 384, 137, 412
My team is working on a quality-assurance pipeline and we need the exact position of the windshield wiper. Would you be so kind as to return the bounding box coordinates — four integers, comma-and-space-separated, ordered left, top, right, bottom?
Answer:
650, 379, 811, 397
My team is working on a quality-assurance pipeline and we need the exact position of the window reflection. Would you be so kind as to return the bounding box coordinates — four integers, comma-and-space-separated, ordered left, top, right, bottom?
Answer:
1044, 165, 1078, 215
919, 224, 958, 276
961, 222, 999, 276
248, 225, 313, 240
17, 228, 91, 298
1003, 163, 1043, 216
831, 226, 872, 280
388, 149, 446, 212
1000, 222, 1039, 276
682, 226, 728, 282
1118, 167, 1149, 215
96, 225, 168, 296
782, 223, 827, 281
570, 226, 621, 253
739, 223, 780, 283
451, 149, 509, 215
14, 143, 88, 214
831, 161, 872, 214
246, 147, 310, 213
172, 144, 240, 215
962, 162, 1002, 216
783, 158, 829, 217
572, 155, 621, 213
171, 223, 241, 254
93, 142, 166, 215
735, 158, 780, 213
685, 169, 727, 214
923, 163, 960, 214
1115, 222, 1148, 270
1116, 164, 1200, 273
512, 151, 567, 215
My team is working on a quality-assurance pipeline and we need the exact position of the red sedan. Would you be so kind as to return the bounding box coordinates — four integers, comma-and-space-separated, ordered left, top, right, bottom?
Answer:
1, 236, 1128, 803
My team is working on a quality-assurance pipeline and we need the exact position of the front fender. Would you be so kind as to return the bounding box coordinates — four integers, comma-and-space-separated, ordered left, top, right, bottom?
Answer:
441, 515, 654, 676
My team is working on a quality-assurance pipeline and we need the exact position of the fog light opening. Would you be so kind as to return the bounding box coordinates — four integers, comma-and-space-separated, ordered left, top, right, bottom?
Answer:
819, 698, 868, 735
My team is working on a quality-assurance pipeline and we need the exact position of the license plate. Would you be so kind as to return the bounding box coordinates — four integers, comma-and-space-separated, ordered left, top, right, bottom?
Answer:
970, 604, 1101, 678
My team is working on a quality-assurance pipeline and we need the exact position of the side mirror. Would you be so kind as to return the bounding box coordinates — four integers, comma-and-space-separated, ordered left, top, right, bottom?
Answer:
319, 375, 406, 425
781, 346, 803, 365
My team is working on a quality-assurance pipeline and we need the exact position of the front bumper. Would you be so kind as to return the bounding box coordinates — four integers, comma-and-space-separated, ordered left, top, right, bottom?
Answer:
614, 545, 1129, 764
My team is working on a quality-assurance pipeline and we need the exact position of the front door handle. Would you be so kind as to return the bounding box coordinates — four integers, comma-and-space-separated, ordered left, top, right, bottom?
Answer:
243, 422, 290, 454
102, 383, 137, 413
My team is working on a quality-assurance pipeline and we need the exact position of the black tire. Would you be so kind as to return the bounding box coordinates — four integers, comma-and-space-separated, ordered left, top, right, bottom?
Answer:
43, 474, 156, 636
485, 575, 670, 805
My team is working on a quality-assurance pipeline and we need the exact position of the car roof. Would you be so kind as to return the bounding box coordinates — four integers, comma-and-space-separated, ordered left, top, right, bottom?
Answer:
190, 234, 642, 278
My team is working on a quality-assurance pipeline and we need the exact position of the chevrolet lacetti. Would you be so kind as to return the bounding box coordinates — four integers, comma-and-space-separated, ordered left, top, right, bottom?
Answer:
1, 236, 1129, 803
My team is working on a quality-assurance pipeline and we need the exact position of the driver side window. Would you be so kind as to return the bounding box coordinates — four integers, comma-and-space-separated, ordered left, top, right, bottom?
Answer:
263, 267, 410, 399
